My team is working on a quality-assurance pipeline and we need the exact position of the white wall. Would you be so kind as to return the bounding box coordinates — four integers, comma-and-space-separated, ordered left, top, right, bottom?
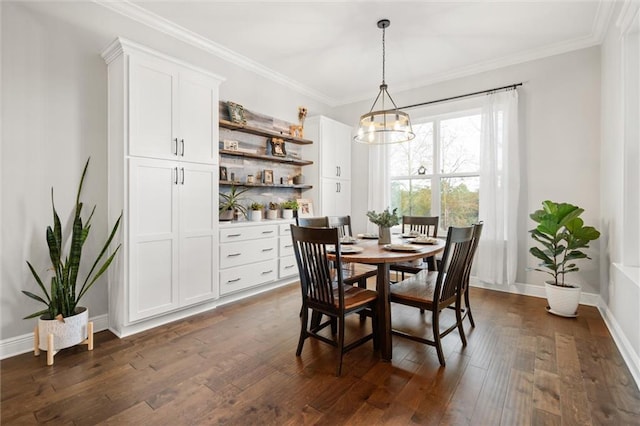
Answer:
0, 2, 327, 343
333, 47, 602, 292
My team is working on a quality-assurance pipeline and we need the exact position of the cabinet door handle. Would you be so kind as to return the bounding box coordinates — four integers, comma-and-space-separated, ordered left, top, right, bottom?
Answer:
338, 166, 341, 177
262, 248, 274, 252
336, 182, 339, 193
262, 230, 274, 234
285, 244, 293, 248
227, 278, 241, 283
180, 167, 185, 185
261, 270, 273, 275
180, 139, 185, 157
227, 253, 242, 257
284, 265, 294, 269
173, 138, 178, 155
227, 233, 242, 237
174, 167, 178, 185
336, 166, 339, 177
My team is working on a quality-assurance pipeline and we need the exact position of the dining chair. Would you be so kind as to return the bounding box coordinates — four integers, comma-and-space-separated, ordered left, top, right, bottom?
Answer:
389, 225, 474, 366
290, 225, 379, 376
328, 215, 353, 238
460, 222, 483, 327
390, 216, 440, 279
296, 216, 330, 228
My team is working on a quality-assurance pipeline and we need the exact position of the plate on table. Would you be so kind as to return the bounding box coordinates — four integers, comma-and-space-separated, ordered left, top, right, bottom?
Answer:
328, 245, 364, 254
412, 237, 439, 245
383, 244, 421, 252
401, 232, 422, 239
357, 233, 379, 239
340, 236, 358, 245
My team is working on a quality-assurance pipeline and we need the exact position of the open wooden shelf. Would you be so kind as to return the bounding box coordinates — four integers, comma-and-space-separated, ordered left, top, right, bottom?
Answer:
220, 180, 312, 190
219, 149, 313, 166
219, 119, 313, 145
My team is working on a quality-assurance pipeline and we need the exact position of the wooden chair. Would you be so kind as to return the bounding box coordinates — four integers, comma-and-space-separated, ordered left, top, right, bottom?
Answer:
390, 225, 474, 366
297, 216, 329, 228
460, 222, 483, 327
291, 225, 378, 376
328, 215, 353, 238
390, 215, 440, 279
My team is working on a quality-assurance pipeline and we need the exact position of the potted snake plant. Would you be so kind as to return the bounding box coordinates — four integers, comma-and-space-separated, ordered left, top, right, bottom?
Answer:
22, 158, 122, 363
529, 200, 600, 317
219, 185, 249, 221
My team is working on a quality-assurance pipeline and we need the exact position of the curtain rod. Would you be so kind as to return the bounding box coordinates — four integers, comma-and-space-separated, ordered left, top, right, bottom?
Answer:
398, 82, 523, 111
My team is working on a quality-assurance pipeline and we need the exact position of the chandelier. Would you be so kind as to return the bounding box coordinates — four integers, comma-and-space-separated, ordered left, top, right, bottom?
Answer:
354, 19, 415, 145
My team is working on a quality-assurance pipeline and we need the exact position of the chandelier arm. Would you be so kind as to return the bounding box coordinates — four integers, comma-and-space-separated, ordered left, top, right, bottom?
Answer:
381, 86, 400, 110
367, 88, 384, 113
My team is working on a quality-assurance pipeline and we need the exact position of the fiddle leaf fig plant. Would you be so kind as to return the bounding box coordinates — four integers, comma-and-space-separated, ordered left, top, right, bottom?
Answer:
22, 158, 122, 320
529, 200, 600, 287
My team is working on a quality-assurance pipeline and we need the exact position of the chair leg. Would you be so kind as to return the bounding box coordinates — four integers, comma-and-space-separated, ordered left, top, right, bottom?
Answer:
296, 306, 308, 356
465, 290, 475, 327
336, 316, 345, 376
432, 311, 446, 366
372, 308, 379, 350
456, 301, 467, 347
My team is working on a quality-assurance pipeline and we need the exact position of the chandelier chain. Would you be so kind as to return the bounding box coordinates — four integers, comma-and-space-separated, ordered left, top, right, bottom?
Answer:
381, 25, 386, 84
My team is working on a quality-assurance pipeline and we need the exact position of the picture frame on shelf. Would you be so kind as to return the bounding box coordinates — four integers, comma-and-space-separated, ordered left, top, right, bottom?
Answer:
290, 125, 303, 139
227, 101, 246, 124
219, 166, 228, 181
263, 169, 274, 184
297, 199, 313, 218
270, 138, 287, 157
223, 140, 239, 151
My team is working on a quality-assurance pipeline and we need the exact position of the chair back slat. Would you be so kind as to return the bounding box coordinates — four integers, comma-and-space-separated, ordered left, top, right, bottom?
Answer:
435, 226, 474, 304
402, 216, 439, 237
328, 216, 353, 238
291, 225, 343, 309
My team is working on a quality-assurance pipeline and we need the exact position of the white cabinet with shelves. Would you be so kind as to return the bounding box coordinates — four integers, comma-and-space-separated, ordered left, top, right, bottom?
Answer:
302, 116, 353, 216
103, 38, 223, 336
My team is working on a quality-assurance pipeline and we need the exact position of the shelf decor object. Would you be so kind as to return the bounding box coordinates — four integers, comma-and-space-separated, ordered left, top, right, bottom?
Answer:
354, 19, 415, 145
227, 101, 246, 124
270, 138, 287, 157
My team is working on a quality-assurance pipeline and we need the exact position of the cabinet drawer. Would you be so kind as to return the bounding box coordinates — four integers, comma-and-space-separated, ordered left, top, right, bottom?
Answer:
220, 225, 278, 243
279, 237, 294, 257
279, 256, 298, 279
220, 238, 277, 269
279, 223, 293, 236
220, 260, 277, 295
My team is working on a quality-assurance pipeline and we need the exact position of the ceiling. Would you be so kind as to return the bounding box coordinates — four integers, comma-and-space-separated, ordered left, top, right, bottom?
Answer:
102, 1, 612, 106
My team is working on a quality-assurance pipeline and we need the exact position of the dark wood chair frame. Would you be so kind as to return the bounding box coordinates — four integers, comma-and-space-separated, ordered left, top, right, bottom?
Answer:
390, 216, 440, 278
459, 222, 483, 327
390, 225, 475, 366
291, 225, 379, 376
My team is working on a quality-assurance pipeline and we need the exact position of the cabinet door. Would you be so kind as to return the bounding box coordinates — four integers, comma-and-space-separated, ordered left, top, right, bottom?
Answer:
320, 118, 352, 180
334, 179, 352, 216
177, 70, 219, 164
179, 163, 219, 305
129, 56, 178, 160
320, 177, 351, 217
129, 158, 180, 321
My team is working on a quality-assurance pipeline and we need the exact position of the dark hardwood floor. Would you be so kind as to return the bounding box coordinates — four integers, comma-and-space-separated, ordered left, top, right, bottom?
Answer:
2, 282, 639, 425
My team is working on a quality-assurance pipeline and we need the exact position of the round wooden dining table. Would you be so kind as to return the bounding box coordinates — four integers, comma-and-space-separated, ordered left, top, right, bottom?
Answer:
328, 236, 446, 361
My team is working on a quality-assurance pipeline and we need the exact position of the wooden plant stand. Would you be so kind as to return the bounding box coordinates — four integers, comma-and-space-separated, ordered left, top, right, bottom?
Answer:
33, 322, 94, 365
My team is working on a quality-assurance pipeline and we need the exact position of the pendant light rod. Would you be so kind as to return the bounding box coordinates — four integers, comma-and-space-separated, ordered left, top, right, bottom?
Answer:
397, 83, 523, 110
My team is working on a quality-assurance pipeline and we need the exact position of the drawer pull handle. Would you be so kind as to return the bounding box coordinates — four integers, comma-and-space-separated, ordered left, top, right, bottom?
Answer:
261, 270, 273, 275
227, 253, 242, 257
227, 233, 242, 237
262, 248, 274, 252
284, 244, 293, 248
284, 265, 295, 269
262, 230, 274, 234
227, 278, 241, 283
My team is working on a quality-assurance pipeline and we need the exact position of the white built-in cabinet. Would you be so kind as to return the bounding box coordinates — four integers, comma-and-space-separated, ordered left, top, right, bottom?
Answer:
103, 38, 224, 336
303, 116, 352, 216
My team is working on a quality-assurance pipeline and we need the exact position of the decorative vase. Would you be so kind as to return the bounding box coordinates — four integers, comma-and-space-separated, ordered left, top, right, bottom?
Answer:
282, 209, 294, 219
266, 209, 278, 220
545, 281, 581, 317
378, 226, 391, 245
250, 210, 262, 221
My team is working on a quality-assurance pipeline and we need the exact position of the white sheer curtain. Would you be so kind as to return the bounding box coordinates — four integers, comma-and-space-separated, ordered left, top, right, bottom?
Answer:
367, 144, 390, 233
476, 89, 519, 285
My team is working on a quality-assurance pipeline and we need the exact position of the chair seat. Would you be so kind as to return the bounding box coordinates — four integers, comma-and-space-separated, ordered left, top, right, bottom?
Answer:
389, 269, 437, 308
337, 286, 378, 310
343, 263, 377, 285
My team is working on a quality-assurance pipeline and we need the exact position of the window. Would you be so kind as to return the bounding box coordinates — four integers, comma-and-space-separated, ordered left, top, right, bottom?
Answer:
389, 110, 481, 233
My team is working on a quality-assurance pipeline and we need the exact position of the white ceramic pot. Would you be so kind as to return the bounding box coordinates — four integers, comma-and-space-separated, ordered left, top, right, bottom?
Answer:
266, 209, 278, 220
250, 210, 263, 221
38, 307, 88, 351
545, 282, 581, 317
378, 226, 391, 245
282, 209, 294, 219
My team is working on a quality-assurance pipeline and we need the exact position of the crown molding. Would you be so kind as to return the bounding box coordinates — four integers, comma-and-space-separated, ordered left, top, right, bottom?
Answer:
93, 0, 337, 106
616, 0, 640, 34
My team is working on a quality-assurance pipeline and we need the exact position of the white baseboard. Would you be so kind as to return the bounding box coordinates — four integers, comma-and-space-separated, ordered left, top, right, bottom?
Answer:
0, 314, 109, 360
469, 279, 600, 306
598, 302, 640, 390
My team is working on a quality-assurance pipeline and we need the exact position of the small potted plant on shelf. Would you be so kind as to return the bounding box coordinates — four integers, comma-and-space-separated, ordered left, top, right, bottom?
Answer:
529, 200, 600, 317
219, 185, 249, 221
267, 202, 279, 220
367, 207, 400, 245
281, 199, 299, 219
249, 202, 264, 221
22, 158, 122, 365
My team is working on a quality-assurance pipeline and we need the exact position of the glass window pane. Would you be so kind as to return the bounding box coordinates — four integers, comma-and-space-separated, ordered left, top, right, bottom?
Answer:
440, 114, 480, 174
388, 121, 433, 177
440, 177, 479, 231
390, 179, 431, 217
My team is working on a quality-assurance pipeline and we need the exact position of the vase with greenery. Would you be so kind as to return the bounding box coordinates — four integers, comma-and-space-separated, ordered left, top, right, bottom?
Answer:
367, 207, 400, 244
281, 199, 299, 219
22, 158, 122, 357
529, 200, 600, 316
249, 202, 264, 221
219, 185, 249, 221
267, 202, 279, 220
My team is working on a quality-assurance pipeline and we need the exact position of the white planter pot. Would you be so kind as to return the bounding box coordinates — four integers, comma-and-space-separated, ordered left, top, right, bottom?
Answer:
545, 282, 581, 317
38, 307, 89, 351
250, 210, 263, 221
282, 209, 294, 219
266, 209, 278, 220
